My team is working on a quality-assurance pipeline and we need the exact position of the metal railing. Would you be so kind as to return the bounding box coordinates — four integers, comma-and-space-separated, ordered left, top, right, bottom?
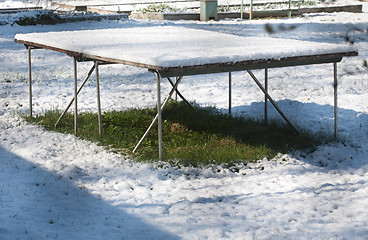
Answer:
240, 0, 301, 19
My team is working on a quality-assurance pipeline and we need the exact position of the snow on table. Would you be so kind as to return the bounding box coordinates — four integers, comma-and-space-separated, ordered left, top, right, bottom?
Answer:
14, 26, 356, 73
13, 25, 358, 141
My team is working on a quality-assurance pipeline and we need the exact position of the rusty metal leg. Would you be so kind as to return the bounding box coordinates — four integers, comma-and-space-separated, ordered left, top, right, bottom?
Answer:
334, 62, 338, 139
95, 61, 102, 136
54, 64, 95, 128
247, 70, 298, 133
28, 46, 32, 117
73, 57, 78, 135
229, 72, 232, 116
265, 68, 268, 125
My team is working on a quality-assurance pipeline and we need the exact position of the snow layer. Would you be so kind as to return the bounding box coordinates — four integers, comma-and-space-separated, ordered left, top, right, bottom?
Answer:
1, 1, 368, 240
0, 0, 37, 9
14, 26, 356, 68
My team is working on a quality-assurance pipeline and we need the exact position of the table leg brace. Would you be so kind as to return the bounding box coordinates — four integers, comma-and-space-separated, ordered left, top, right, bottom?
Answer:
247, 70, 298, 133
54, 64, 96, 128
133, 72, 183, 158
166, 77, 196, 110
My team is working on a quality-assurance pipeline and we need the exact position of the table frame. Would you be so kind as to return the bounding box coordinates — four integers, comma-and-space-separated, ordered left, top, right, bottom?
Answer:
18, 39, 357, 161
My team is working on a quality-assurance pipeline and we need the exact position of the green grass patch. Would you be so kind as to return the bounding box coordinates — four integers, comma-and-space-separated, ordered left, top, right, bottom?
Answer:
25, 101, 321, 167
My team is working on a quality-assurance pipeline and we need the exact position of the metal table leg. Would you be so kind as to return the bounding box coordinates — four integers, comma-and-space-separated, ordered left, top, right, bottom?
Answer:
265, 68, 268, 125
334, 62, 338, 139
247, 70, 298, 133
229, 72, 232, 116
133, 72, 183, 159
166, 77, 196, 110
155, 71, 163, 160
54, 64, 95, 128
73, 57, 78, 135
95, 61, 102, 136
28, 46, 32, 117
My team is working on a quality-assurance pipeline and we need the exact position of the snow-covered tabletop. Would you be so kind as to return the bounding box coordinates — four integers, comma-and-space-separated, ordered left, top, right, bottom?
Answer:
14, 26, 357, 76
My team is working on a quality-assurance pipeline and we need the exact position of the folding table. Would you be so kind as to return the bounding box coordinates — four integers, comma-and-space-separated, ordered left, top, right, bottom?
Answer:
14, 26, 358, 160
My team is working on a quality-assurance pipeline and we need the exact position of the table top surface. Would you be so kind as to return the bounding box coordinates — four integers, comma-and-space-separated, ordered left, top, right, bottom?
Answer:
15, 26, 357, 76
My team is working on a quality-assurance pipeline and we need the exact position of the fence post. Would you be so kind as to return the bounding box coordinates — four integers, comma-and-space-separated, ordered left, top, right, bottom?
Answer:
200, 0, 218, 21
250, 0, 253, 19
288, 0, 292, 17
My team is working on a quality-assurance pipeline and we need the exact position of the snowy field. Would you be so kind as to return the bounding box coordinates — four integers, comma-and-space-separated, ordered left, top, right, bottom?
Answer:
1, 1, 368, 239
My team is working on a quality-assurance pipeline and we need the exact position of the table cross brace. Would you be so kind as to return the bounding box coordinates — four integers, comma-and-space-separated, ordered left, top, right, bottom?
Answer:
132, 75, 183, 155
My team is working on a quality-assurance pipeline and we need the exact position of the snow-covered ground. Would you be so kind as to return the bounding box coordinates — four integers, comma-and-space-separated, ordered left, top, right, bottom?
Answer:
50, 0, 364, 14
0, 0, 37, 9
1, 1, 368, 239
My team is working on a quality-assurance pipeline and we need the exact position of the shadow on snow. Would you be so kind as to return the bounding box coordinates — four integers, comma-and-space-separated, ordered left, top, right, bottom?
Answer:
0, 146, 180, 240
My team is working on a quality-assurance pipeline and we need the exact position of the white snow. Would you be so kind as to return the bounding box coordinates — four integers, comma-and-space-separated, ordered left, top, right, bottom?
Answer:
0, 0, 37, 9
14, 26, 356, 68
1, 1, 368, 240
